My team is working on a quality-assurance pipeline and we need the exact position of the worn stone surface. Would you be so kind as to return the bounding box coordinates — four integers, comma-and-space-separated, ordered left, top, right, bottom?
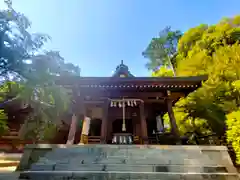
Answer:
19, 171, 239, 180
18, 145, 239, 180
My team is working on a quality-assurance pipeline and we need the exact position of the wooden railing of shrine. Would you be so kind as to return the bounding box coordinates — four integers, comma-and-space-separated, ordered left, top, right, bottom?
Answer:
148, 136, 158, 144
88, 136, 101, 144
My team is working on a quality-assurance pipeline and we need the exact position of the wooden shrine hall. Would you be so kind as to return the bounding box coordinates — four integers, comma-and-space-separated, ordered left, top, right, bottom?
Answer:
58, 61, 207, 145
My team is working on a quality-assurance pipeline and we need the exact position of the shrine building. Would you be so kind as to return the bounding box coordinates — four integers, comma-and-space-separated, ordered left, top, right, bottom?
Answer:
58, 61, 207, 145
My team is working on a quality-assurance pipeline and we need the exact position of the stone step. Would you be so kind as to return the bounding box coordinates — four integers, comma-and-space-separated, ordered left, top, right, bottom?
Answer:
96, 158, 216, 166
0, 153, 22, 161
31, 159, 221, 168
35, 157, 217, 167
27, 144, 226, 151
52, 164, 228, 173
50, 146, 204, 153
0, 153, 22, 173
18, 144, 237, 178
44, 149, 210, 160
19, 171, 239, 180
0, 172, 19, 180
38, 153, 218, 166
0, 160, 19, 167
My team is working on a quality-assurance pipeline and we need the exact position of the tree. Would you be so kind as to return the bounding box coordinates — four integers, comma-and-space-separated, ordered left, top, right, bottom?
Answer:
164, 15, 240, 163
0, 0, 80, 141
0, 0, 50, 79
151, 66, 174, 77
176, 16, 240, 76
143, 26, 182, 75
226, 80, 240, 164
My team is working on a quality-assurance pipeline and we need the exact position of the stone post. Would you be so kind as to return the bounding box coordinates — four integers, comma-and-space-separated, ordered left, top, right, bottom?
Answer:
66, 114, 78, 145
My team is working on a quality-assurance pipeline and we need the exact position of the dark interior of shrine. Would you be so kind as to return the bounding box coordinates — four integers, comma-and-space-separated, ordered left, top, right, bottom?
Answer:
88, 108, 166, 141
89, 119, 102, 136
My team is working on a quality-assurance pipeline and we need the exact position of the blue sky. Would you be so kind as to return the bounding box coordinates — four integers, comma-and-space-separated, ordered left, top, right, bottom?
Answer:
1, 0, 240, 76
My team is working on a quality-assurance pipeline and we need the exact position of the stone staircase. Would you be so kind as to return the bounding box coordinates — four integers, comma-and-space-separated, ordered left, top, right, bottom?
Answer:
0, 153, 22, 180
18, 144, 239, 180
0, 153, 22, 172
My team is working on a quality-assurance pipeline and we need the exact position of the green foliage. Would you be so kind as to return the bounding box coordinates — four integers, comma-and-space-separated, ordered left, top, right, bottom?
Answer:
170, 15, 240, 163
151, 66, 174, 77
0, 0, 50, 78
226, 110, 240, 164
0, 110, 8, 135
171, 44, 240, 138
146, 16, 240, 163
177, 15, 240, 76
143, 26, 182, 73
0, 0, 80, 141
163, 98, 212, 137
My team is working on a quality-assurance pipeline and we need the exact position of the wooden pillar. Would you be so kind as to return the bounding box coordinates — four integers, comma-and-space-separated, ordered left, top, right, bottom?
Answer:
139, 102, 148, 144
166, 91, 180, 138
106, 117, 113, 144
66, 87, 83, 145
100, 99, 109, 144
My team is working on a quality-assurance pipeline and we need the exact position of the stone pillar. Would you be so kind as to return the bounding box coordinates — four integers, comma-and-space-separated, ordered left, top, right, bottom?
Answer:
100, 99, 109, 144
66, 114, 78, 145
66, 86, 83, 144
139, 102, 148, 144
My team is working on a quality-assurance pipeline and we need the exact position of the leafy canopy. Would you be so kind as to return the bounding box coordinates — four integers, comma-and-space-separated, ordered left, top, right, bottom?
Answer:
0, 0, 80, 140
146, 15, 240, 164
173, 15, 240, 163
143, 26, 182, 74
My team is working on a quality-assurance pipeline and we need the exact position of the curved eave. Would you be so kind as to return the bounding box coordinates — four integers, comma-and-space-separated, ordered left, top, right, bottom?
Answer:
77, 84, 200, 91
56, 75, 207, 86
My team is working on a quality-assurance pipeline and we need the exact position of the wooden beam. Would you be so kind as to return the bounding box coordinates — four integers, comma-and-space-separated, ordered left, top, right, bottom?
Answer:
166, 98, 180, 138
84, 100, 104, 104
83, 98, 170, 104
143, 99, 165, 103
100, 99, 109, 144
169, 92, 185, 99
139, 102, 148, 144
76, 91, 164, 98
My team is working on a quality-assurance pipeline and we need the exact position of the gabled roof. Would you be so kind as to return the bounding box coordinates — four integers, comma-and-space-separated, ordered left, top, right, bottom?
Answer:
112, 60, 134, 77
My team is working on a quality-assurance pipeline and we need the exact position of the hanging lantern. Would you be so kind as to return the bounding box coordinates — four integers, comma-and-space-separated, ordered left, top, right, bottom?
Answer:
110, 101, 114, 107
